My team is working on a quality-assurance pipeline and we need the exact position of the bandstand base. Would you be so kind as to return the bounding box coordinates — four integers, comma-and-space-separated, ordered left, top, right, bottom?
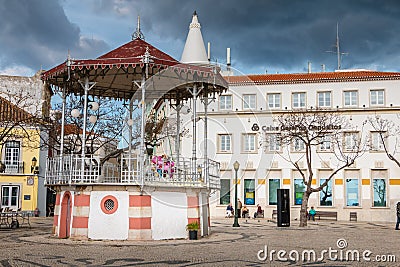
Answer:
52, 184, 210, 240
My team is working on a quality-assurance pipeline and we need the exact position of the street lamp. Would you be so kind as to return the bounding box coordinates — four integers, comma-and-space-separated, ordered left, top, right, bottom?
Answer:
197, 165, 203, 183
31, 157, 38, 174
233, 160, 240, 227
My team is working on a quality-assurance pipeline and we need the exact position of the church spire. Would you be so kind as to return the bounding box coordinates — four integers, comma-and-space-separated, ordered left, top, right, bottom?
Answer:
132, 15, 145, 40
180, 11, 208, 65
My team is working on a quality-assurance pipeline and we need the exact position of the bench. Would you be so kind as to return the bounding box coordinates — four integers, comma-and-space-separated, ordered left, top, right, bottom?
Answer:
272, 209, 277, 220
255, 210, 264, 218
350, 212, 357, 221
314, 211, 337, 221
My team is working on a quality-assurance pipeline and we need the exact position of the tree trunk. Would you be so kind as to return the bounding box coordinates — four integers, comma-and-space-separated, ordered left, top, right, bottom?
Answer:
299, 191, 311, 227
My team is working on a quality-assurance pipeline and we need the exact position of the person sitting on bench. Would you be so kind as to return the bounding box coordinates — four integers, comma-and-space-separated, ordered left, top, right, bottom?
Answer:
242, 205, 249, 218
253, 204, 263, 218
226, 203, 234, 218
308, 206, 316, 221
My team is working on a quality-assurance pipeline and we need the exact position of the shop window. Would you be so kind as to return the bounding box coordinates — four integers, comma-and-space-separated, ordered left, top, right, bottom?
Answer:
373, 179, 386, 207
244, 179, 255, 205
294, 179, 305, 205
319, 178, 333, 206
345, 179, 359, 206
220, 179, 231, 205
268, 179, 280, 205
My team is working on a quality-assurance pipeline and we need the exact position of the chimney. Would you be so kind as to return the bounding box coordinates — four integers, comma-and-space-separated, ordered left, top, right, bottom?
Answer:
308, 61, 312, 73
207, 42, 211, 62
227, 48, 231, 70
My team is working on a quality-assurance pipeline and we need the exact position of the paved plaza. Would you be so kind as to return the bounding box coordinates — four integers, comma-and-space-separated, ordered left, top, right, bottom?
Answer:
0, 217, 399, 266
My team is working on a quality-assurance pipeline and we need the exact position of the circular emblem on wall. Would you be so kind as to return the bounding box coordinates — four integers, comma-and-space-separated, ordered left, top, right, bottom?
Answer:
251, 123, 260, 131
100, 195, 118, 215
27, 177, 34, 185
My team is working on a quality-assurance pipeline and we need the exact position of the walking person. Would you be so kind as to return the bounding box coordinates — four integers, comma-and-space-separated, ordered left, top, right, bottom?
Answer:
396, 201, 400, 230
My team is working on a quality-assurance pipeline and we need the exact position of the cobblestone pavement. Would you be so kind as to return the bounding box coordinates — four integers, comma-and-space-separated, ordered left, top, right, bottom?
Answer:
0, 217, 399, 266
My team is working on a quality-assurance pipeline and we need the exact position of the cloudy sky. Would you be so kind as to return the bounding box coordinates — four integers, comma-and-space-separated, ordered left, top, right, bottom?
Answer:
1, 0, 400, 76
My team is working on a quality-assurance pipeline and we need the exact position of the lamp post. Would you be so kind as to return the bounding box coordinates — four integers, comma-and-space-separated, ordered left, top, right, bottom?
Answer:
233, 160, 240, 227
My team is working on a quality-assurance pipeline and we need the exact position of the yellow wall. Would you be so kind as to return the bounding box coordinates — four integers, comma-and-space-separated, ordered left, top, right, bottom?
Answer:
0, 128, 40, 211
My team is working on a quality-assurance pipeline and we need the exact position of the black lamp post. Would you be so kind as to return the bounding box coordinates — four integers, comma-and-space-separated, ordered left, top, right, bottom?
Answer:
233, 160, 240, 227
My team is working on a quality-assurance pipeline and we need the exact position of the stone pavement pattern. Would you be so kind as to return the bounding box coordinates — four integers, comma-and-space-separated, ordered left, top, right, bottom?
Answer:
0, 217, 399, 266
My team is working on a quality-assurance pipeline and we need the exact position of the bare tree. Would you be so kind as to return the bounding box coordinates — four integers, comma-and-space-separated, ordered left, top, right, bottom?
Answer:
368, 115, 400, 167
270, 109, 366, 226
0, 90, 43, 150
45, 95, 126, 158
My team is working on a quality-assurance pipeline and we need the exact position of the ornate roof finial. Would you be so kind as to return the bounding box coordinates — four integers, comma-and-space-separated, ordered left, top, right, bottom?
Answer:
132, 15, 145, 40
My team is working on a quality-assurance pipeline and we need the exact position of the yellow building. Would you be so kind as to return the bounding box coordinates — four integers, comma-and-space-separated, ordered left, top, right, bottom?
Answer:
0, 96, 41, 213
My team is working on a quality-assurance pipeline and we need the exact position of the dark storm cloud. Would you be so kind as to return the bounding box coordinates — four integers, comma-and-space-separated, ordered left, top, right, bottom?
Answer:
1, 0, 400, 75
104, 0, 400, 73
0, 0, 109, 73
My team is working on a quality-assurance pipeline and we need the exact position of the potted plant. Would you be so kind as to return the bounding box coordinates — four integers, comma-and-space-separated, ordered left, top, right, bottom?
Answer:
186, 221, 199, 240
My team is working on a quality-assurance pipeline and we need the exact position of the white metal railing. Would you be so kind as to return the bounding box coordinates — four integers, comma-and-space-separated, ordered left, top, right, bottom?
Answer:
0, 161, 25, 174
45, 154, 221, 189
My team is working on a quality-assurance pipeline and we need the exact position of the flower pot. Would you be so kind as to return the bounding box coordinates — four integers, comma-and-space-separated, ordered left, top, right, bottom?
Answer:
188, 230, 198, 240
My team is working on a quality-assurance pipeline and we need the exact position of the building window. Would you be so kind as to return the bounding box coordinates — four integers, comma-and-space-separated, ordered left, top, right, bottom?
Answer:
4, 141, 21, 173
293, 137, 305, 152
4, 140, 21, 165
319, 179, 333, 206
292, 92, 306, 108
319, 135, 332, 152
243, 134, 256, 152
373, 179, 386, 207
218, 134, 231, 153
344, 132, 359, 151
266, 133, 281, 152
1, 185, 20, 209
345, 178, 359, 206
243, 94, 256, 110
344, 90, 358, 107
370, 132, 385, 151
294, 179, 306, 205
219, 95, 232, 110
268, 179, 280, 205
370, 89, 384, 106
267, 93, 281, 109
318, 91, 331, 107
244, 179, 255, 205
220, 179, 231, 205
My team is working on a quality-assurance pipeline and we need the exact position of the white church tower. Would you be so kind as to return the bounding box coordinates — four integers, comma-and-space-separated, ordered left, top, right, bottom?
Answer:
181, 11, 208, 65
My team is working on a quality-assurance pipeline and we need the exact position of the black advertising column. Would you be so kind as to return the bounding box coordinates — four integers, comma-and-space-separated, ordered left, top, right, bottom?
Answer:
277, 189, 290, 227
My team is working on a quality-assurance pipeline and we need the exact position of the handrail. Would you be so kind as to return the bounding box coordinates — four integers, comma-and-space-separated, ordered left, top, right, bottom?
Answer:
45, 154, 221, 189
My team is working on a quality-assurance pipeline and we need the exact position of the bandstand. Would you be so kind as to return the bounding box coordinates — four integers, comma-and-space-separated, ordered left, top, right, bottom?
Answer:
42, 14, 228, 240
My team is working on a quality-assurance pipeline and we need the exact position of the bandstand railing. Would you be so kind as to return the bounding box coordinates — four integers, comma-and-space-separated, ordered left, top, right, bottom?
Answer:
45, 154, 221, 189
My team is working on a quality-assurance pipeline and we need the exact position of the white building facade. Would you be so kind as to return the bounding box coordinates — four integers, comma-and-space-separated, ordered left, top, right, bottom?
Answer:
181, 70, 400, 222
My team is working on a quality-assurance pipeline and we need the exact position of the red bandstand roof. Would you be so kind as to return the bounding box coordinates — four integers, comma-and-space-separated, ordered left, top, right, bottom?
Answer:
42, 38, 227, 100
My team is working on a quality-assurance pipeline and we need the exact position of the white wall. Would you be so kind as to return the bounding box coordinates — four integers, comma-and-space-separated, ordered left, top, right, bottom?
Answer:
151, 191, 187, 240
88, 191, 129, 240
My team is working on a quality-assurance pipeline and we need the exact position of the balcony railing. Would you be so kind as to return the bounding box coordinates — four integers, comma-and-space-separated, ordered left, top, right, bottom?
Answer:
0, 161, 25, 174
45, 154, 221, 189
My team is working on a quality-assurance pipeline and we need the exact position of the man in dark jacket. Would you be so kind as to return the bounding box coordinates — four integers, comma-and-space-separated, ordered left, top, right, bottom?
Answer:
396, 202, 400, 230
